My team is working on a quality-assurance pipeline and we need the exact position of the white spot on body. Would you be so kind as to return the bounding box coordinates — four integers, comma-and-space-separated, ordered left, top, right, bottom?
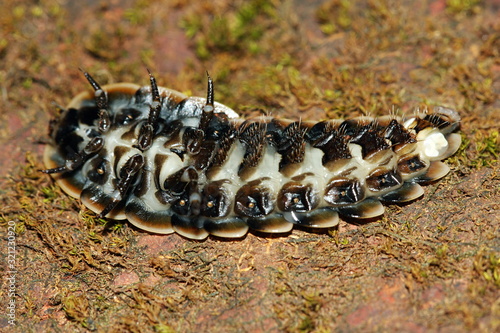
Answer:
419, 129, 448, 158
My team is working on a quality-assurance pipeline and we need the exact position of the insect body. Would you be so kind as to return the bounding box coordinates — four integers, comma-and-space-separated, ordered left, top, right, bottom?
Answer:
43, 71, 461, 239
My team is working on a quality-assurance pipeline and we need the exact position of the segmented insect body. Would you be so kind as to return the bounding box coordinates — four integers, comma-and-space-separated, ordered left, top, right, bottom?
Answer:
43, 71, 461, 239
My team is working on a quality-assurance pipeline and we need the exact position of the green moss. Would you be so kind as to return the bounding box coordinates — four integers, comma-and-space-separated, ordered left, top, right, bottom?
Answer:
40, 185, 59, 202
316, 0, 352, 35
154, 324, 177, 333
470, 130, 499, 168
12, 5, 26, 18
124, 5, 148, 25
31, 5, 43, 17
446, 0, 482, 15
88, 231, 103, 244
474, 249, 500, 288
62, 294, 95, 329
181, 12, 203, 39
181, 0, 275, 59
22, 77, 33, 89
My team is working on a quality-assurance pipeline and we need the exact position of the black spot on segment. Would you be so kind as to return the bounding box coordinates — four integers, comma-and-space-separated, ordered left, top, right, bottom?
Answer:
171, 187, 200, 216
397, 154, 427, 175
201, 181, 232, 218
277, 182, 319, 212
366, 169, 402, 192
114, 108, 143, 126
324, 177, 365, 205
86, 155, 111, 185
234, 183, 274, 218
164, 167, 201, 217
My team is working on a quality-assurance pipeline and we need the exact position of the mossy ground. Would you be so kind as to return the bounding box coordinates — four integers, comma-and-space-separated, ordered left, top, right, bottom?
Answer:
0, 0, 499, 332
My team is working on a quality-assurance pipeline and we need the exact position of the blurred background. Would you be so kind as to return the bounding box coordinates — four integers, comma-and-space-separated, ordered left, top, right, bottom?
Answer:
0, 0, 498, 332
